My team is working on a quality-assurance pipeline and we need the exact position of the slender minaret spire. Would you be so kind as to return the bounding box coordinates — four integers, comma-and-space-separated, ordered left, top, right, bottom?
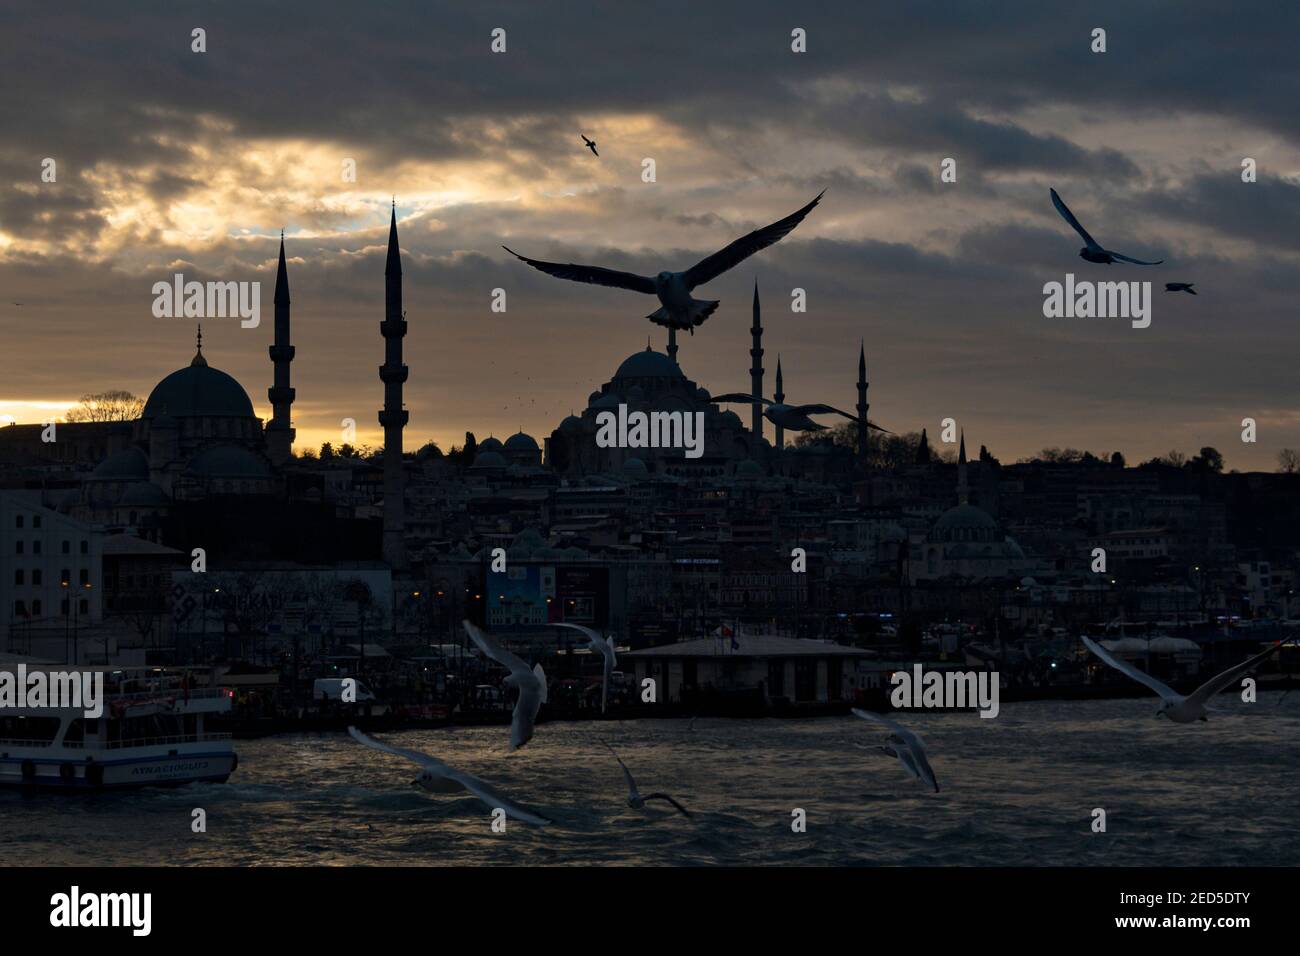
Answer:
266, 231, 296, 465
856, 339, 869, 475
749, 281, 764, 441
192, 323, 206, 366
379, 202, 409, 571
773, 355, 785, 451
957, 429, 969, 505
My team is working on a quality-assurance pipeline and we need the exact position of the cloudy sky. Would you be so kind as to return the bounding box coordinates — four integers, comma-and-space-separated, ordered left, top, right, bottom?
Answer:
2, 1, 1298, 469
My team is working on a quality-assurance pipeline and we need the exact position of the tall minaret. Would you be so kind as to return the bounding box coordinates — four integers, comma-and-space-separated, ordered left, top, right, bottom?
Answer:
773, 355, 785, 451
379, 202, 409, 571
749, 281, 764, 440
855, 339, 869, 474
957, 429, 969, 505
266, 232, 296, 466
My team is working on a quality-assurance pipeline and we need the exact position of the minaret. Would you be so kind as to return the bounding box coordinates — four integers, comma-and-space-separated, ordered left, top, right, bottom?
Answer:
957, 429, 969, 505
379, 202, 409, 571
749, 281, 764, 440
856, 339, 869, 474
266, 232, 296, 466
667, 327, 678, 365
773, 355, 785, 451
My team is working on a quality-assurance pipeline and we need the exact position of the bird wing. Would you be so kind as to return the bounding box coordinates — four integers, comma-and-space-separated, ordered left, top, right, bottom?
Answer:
710, 393, 772, 405
1081, 635, 1179, 701
902, 743, 940, 792
1050, 188, 1103, 251
552, 621, 601, 644
463, 620, 531, 678
510, 667, 546, 751
644, 793, 692, 817
851, 707, 926, 750
1186, 640, 1293, 711
501, 246, 655, 294
348, 726, 448, 773
1109, 251, 1164, 266
794, 404, 890, 431
442, 765, 554, 826
682, 191, 824, 290
602, 741, 640, 801
582, 135, 593, 146
590, 145, 599, 156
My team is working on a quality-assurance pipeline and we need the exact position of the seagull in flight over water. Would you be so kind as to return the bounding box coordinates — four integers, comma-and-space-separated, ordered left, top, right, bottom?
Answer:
463, 620, 547, 750
347, 727, 552, 826
602, 741, 691, 817
1050, 188, 1163, 265
1082, 635, 1293, 722
552, 622, 616, 713
581, 134, 598, 157
1165, 282, 1196, 295
709, 393, 891, 435
851, 708, 940, 793
503, 191, 824, 333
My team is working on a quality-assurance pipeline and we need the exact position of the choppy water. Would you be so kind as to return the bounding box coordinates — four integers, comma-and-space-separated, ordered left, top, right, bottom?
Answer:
3, 693, 1298, 866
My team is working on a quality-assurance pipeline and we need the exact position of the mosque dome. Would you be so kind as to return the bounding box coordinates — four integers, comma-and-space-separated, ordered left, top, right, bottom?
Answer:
118, 482, 171, 507
559, 415, 583, 432
186, 445, 272, 479
504, 431, 539, 452
478, 436, 504, 452
470, 450, 507, 470
591, 393, 622, 410
623, 457, 648, 479
719, 410, 743, 429
613, 347, 683, 381
143, 352, 255, 419
92, 446, 149, 480
929, 504, 1000, 544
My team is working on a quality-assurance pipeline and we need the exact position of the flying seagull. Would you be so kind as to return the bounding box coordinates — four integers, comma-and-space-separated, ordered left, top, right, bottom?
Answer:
347, 726, 552, 826
851, 708, 940, 793
503, 191, 824, 333
1165, 282, 1196, 295
602, 741, 691, 817
552, 622, 616, 713
581, 134, 598, 157
709, 393, 891, 435
1082, 635, 1293, 722
1050, 188, 1163, 265
463, 620, 547, 751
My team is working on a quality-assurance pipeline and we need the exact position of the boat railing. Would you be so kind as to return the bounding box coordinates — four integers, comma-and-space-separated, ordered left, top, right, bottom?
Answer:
62, 733, 233, 750
108, 687, 229, 702
0, 738, 57, 748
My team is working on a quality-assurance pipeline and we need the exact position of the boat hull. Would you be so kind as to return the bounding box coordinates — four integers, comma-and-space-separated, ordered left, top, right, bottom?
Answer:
0, 750, 237, 790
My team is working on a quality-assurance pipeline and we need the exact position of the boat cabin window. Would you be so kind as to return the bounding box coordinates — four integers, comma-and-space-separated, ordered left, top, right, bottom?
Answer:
0, 715, 61, 743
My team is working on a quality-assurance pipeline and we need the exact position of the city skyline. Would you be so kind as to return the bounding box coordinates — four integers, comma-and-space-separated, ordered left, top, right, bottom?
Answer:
3, 2, 1299, 468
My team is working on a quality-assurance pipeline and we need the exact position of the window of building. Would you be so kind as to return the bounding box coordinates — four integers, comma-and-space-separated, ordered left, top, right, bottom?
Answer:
32, 515, 41, 528
80, 540, 88, 555
32, 599, 41, 616
60, 569, 70, 586
14, 540, 21, 554
13, 569, 23, 585
32, 540, 40, 554
15, 515, 23, 529
79, 569, 89, 585
14, 600, 26, 617
32, 570, 41, 585
62, 540, 70, 554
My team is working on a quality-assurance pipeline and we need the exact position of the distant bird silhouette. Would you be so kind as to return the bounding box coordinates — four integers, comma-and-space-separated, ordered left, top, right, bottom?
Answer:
851, 708, 940, 793
503, 191, 824, 333
709, 392, 890, 434
1165, 282, 1196, 295
602, 741, 691, 817
1050, 188, 1163, 265
581, 134, 598, 157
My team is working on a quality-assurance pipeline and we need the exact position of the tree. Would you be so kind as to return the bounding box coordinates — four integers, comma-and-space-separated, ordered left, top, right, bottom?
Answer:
1188, 446, 1224, 473
1279, 448, 1300, 474
64, 390, 144, 422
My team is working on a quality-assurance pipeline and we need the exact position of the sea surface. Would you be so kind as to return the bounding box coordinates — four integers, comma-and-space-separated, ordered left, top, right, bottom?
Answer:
3, 692, 1298, 866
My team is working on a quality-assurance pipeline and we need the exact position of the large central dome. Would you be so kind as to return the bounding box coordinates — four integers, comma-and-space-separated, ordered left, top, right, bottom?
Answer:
613, 347, 683, 381
142, 353, 255, 419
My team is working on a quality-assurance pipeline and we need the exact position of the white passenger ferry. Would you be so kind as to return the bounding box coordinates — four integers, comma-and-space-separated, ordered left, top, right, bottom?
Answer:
0, 666, 238, 789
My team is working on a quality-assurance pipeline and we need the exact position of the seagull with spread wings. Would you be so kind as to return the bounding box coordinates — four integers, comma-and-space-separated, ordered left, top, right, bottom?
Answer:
851, 708, 940, 793
1050, 188, 1163, 265
581, 134, 598, 157
463, 620, 547, 751
347, 727, 553, 826
602, 741, 691, 817
708, 392, 890, 435
503, 191, 824, 333
1082, 635, 1293, 722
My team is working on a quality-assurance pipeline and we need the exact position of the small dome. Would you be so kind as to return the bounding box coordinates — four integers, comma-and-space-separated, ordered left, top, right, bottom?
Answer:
930, 504, 1000, 543
186, 445, 272, 479
623, 457, 648, 478
478, 436, 504, 452
92, 446, 149, 480
613, 347, 683, 381
559, 415, 583, 432
504, 431, 539, 452
143, 361, 255, 419
588, 391, 602, 404
695, 387, 711, 400
470, 450, 507, 470
719, 410, 743, 428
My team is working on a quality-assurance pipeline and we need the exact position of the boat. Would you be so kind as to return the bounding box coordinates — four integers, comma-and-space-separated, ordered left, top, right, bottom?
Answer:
0, 666, 238, 790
